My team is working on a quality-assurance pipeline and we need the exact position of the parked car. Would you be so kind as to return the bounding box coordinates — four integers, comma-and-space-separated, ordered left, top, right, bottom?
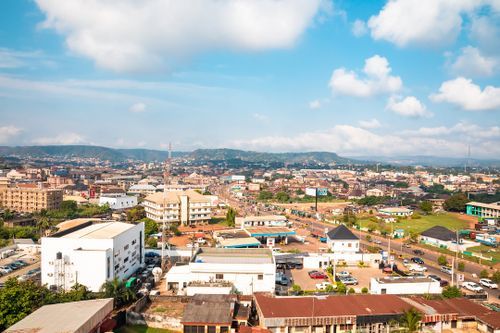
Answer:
316, 281, 333, 290
402, 259, 410, 266
479, 278, 498, 289
275, 273, 289, 286
145, 252, 160, 258
411, 257, 424, 265
413, 249, 425, 255
340, 277, 358, 285
336, 271, 350, 278
462, 282, 484, 293
403, 243, 411, 248
374, 240, 382, 245
440, 280, 449, 287
0, 266, 13, 274
408, 264, 427, 272
427, 274, 441, 281
308, 271, 328, 279
440, 266, 453, 275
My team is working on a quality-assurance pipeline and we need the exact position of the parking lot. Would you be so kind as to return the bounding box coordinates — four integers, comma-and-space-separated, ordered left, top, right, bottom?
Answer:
0, 251, 40, 284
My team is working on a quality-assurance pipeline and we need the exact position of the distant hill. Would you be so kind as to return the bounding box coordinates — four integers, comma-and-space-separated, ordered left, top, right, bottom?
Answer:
354, 155, 500, 167
0, 145, 358, 164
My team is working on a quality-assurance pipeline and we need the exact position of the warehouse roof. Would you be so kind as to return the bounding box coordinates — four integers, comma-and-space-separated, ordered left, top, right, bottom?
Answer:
61, 222, 136, 239
182, 294, 236, 325
192, 248, 273, 265
5, 298, 113, 333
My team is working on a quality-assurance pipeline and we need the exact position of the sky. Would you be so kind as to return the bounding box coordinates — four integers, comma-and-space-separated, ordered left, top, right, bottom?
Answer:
0, 0, 499, 158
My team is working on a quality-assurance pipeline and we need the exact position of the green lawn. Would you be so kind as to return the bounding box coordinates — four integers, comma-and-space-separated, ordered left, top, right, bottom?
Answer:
359, 213, 469, 235
466, 245, 500, 262
114, 325, 178, 333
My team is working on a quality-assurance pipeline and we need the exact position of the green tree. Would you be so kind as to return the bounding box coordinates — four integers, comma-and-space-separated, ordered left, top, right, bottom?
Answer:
324, 284, 335, 293
225, 208, 237, 227
443, 193, 469, 212
60, 200, 78, 212
59, 283, 91, 302
398, 308, 422, 332
336, 281, 347, 294
437, 255, 448, 266
146, 237, 158, 248
291, 284, 302, 295
442, 286, 462, 298
419, 201, 433, 214
142, 218, 158, 236
126, 206, 145, 222
36, 216, 52, 237
100, 278, 136, 309
479, 269, 490, 279
295, 189, 305, 195
258, 191, 273, 201
457, 261, 465, 272
492, 270, 500, 283
275, 191, 290, 203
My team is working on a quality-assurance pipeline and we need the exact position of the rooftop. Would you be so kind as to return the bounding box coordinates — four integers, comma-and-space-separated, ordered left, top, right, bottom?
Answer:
60, 222, 136, 240
237, 215, 287, 222
5, 298, 113, 333
420, 225, 456, 242
374, 276, 437, 284
326, 224, 358, 241
144, 189, 211, 205
467, 201, 500, 210
182, 294, 237, 325
192, 248, 273, 265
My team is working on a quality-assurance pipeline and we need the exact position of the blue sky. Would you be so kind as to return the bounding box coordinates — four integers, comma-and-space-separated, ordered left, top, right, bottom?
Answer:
0, 0, 499, 157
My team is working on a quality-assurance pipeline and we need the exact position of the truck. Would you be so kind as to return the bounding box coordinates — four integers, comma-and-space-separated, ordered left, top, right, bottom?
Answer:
475, 234, 497, 247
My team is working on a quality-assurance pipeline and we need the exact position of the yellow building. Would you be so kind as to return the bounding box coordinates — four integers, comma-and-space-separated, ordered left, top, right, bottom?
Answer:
0, 186, 63, 213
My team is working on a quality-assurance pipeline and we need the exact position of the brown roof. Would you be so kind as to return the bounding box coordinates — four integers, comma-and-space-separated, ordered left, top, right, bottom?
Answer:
254, 293, 412, 319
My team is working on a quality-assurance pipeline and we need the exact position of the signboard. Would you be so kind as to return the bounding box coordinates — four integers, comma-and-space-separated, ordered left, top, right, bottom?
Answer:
266, 238, 275, 247
457, 274, 464, 282
317, 188, 328, 196
305, 187, 328, 196
305, 188, 317, 196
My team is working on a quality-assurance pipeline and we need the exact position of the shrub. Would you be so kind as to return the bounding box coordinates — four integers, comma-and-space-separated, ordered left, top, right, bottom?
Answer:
480, 269, 490, 279
457, 261, 465, 272
442, 286, 462, 299
348, 288, 355, 294
361, 287, 368, 294
437, 255, 448, 266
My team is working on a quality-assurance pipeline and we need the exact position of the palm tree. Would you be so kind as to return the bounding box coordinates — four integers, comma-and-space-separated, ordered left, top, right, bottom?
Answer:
399, 308, 422, 332
36, 216, 51, 237
100, 277, 136, 308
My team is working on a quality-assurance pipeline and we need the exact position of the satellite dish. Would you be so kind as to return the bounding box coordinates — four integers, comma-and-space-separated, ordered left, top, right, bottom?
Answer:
152, 267, 163, 276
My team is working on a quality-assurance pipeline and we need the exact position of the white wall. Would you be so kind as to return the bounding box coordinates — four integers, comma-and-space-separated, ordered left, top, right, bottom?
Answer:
370, 278, 442, 295
99, 195, 138, 210
327, 239, 359, 253
303, 253, 381, 269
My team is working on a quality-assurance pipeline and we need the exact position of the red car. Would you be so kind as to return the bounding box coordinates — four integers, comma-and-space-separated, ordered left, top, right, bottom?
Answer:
308, 271, 328, 279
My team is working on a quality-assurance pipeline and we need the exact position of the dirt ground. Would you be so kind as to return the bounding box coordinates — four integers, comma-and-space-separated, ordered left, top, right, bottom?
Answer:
274, 201, 350, 214
450, 212, 478, 228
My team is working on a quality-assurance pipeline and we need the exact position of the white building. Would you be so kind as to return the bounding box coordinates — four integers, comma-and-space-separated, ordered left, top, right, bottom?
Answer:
326, 224, 360, 253
41, 221, 145, 292
378, 207, 413, 217
127, 184, 157, 196
165, 248, 275, 295
143, 190, 212, 226
370, 276, 442, 295
235, 215, 289, 228
366, 188, 384, 197
99, 193, 138, 210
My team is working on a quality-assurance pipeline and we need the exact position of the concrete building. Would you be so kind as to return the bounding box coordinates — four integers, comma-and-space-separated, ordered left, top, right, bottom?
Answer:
0, 186, 63, 213
236, 215, 289, 228
467, 201, 500, 218
366, 188, 384, 197
41, 221, 144, 292
419, 226, 478, 252
165, 248, 275, 295
99, 193, 138, 210
370, 276, 442, 295
143, 190, 212, 226
5, 298, 114, 333
378, 207, 413, 217
326, 224, 359, 253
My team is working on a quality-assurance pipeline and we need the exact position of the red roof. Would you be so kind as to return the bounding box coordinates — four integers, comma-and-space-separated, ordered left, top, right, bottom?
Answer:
254, 293, 412, 318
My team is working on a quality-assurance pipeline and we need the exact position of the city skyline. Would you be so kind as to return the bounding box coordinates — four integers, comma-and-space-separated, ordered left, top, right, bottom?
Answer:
1, 0, 499, 158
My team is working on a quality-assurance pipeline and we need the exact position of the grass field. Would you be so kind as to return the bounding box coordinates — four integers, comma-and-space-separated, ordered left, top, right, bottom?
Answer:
114, 325, 178, 333
358, 213, 470, 235
467, 245, 500, 262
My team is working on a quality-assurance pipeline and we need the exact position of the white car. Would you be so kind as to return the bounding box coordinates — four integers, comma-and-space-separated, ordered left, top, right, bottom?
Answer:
0, 266, 13, 274
408, 264, 427, 272
479, 278, 498, 289
316, 281, 333, 290
336, 271, 350, 278
402, 259, 410, 267
462, 282, 484, 293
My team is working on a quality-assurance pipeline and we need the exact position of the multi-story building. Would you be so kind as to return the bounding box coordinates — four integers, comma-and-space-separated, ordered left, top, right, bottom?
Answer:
0, 185, 63, 213
41, 221, 144, 292
99, 193, 138, 210
235, 215, 289, 228
143, 190, 212, 226
467, 201, 500, 218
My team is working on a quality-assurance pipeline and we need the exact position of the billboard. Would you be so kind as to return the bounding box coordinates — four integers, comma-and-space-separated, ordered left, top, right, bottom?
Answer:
305, 187, 328, 196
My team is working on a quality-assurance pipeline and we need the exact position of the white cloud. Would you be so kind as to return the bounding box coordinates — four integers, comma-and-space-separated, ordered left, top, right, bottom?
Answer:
430, 77, 500, 111
0, 126, 22, 143
386, 96, 432, 118
228, 123, 500, 157
32, 133, 85, 145
309, 99, 322, 109
403, 122, 500, 139
0, 48, 44, 69
470, 15, 500, 55
358, 118, 381, 129
35, 0, 327, 72
253, 113, 269, 122
367, 0, 495, 47
451, 46, 497, 77
129, 102, 147, 113
329, 55, 402, 97
351, 19, 367, 37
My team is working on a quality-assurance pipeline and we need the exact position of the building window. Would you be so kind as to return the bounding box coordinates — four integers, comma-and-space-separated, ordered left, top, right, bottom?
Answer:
258, 274, 263, 280
220, 327, 229, 333
215, 273, 224, 280
107, 257, 110, 279
207, 326, 216, 333
124, 244, 129, 251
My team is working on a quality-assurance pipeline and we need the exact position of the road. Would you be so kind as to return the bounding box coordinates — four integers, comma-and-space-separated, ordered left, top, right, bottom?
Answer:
215, 185, 500, 300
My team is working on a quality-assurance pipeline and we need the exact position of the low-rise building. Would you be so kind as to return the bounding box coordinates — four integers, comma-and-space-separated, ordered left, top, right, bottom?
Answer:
99, 193, 138, 210
370, 276, 442, 295
326, 224, 359, 253
378, 207, 413, 217
165, 248, 275, 295
236, 215, 289, 228
466, 201, 500, 218
41, 221, 145, 292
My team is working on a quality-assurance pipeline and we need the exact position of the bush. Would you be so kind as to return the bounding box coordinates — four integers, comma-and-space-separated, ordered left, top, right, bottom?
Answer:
480, 269, 490, 279
336, 281, 346, 294
348, 288, 355, 294
324, 284, 335, 293
492, 271, 500, 283
438, 255, 448, 266
361, 287, 368, 294
146, 237, 158, 248
291, 284, 303, 295
442, 286, 462, 299
457, 261, 465, 272
365, 235, 372, 242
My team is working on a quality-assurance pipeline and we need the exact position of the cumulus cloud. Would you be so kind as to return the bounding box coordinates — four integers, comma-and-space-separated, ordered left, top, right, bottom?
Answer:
403, 122, 500, 139
228, 123, 500, 157
35, 0, 326, 72
451, 46, 497, 77
386, 96, 432, 118
329, 55, 402, 97
367, 0, 496, 47
430, 77, 500, 111
32, 133, 85, 145
470, 15, 500, 56
309, 99, 322, 109
0, 125, 22, 143
129, 102, 147, 113
358, 119, 381, 129
351, 19, 367, 37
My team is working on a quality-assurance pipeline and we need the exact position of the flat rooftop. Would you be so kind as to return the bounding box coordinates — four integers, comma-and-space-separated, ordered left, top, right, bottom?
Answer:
244, 227, 296, 236
60, 222, 136, 239
238, 215, 287, 222
374, 277, 436, 284
192, 248, 273, 265
5, 298, 113, 333
467, 201, 500, 210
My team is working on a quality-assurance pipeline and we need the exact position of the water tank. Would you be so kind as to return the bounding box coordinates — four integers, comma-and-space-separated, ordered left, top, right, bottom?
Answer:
56, 252, 62, 260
